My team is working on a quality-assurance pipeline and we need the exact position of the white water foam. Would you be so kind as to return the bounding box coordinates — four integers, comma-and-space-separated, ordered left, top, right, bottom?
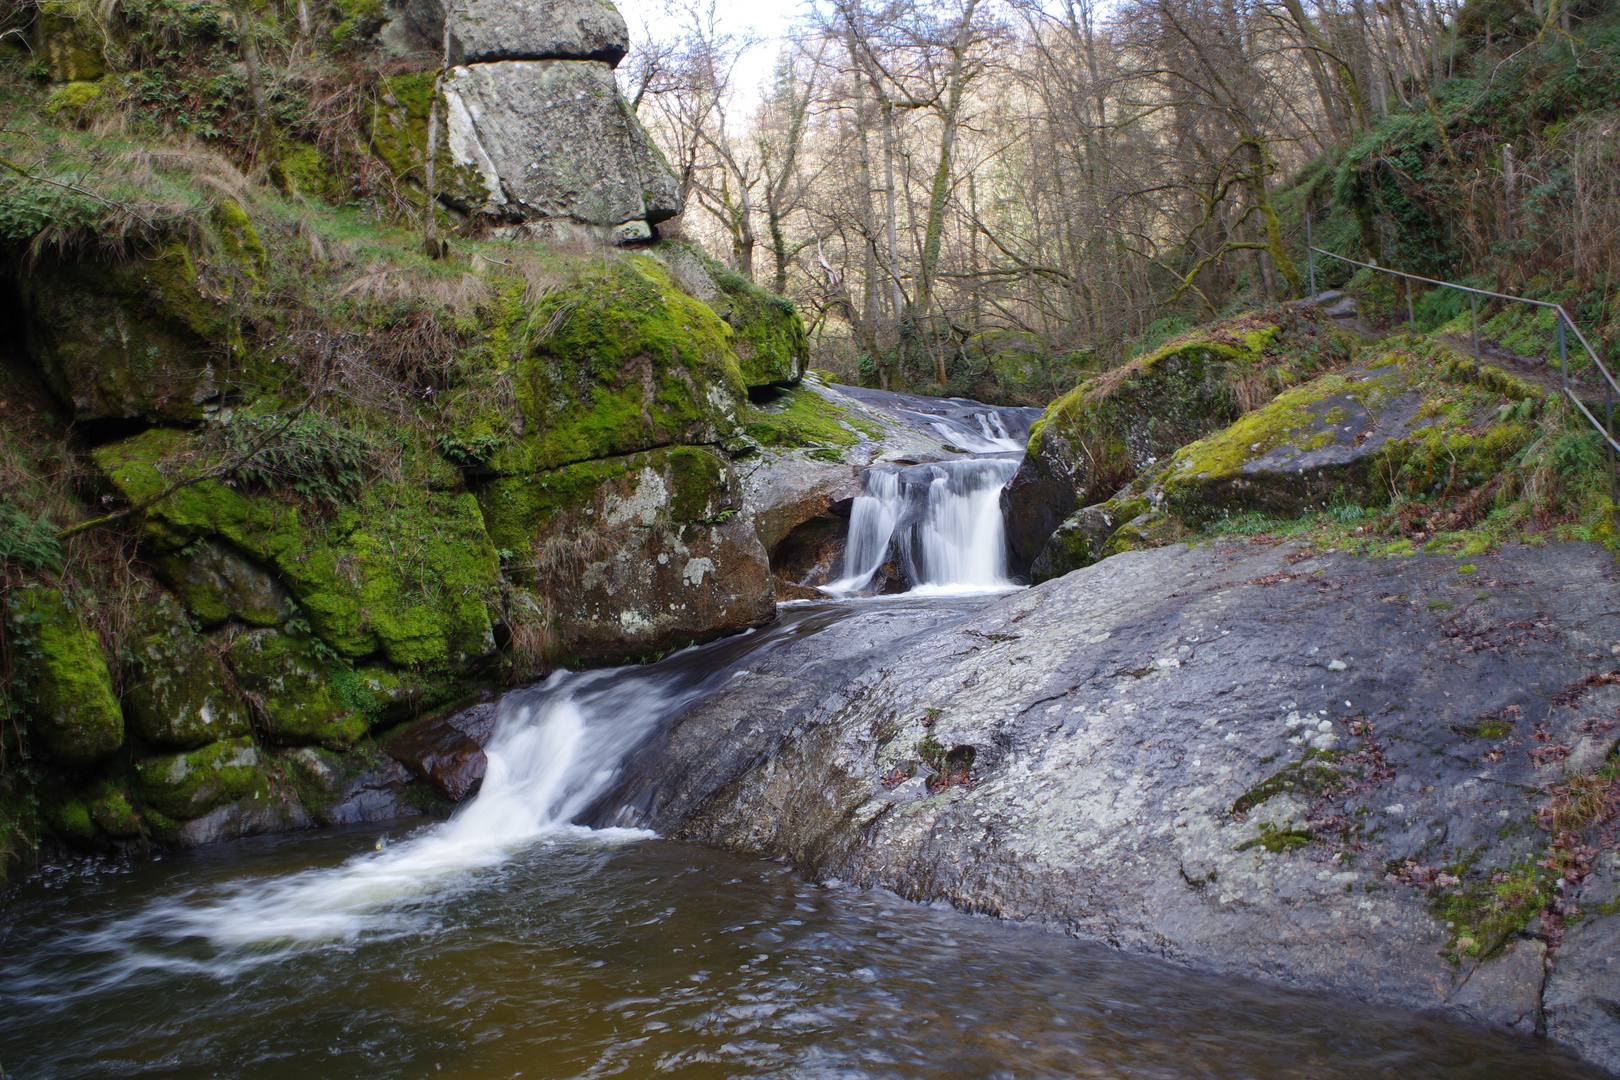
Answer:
823, 458, 1021, 597
71, 665, 712, 969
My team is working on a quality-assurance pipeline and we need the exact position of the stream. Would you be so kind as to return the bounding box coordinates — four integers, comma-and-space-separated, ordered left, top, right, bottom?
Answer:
0, 397, 1602, 1078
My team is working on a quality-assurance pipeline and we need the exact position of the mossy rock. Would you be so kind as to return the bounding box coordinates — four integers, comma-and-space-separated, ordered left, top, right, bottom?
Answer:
33, 0, 105, 82
124, 595, 251, 750
1003, 309, 1349, 576
480, 444, 773, 664
649, 242, 808, 388
86, 782, 143, 839
366, 70, 494, 212
45, 797, 98, 848
3, 586, 123, 768
226, 629, 368, 749
1157, 343, 1540, 524
134, 736, 268, 821
741, 384, 878, 458
147, 537, 290, 627
12, 244, 231, 423
95, 430, 500, 666
493, 255, 746, 473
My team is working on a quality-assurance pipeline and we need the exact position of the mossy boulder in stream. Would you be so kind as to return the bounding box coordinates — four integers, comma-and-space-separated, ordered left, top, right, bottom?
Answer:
481, 444, 774, 664
1002, 310, 1349, 576
125, 596, 251, 750
1029, 340, 1544, 580
11, 245, 230, 423
134, 736, 268, 821
3, 586, 123, 768
94, 429, 500, 666
493, 256, 747, 473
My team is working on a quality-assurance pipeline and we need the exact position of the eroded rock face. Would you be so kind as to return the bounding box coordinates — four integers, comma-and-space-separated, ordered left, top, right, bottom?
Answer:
384, 700, 499, 801
592, 540, 1620, 1065
445, 60, 680, 228
485, 446, 775, 664
13, 246, 226, 423
398, 0, 628, 66
125, 598, 251, 749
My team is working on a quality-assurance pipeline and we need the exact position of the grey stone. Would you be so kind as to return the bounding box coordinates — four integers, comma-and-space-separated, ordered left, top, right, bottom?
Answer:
590, 539, 1620, 1067
444, 60, 681, 227
395, 0, 628, 66
172, 792, 312, 847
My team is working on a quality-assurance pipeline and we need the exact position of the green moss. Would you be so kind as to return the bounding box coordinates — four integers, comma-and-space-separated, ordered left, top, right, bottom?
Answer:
134, 736, 267, 820
86, 784, 142, 839
34, 1, 105, 82
226, 629, 367, 749
96, 430, 499, 666
45, 79, 101, 117
47, 798, 97, 847
502, 257, 746, 472
4, 586, 123, 768
214, 198, 265, 271
743, 385, 879, 457
365, 72, 490, 209
1234, 822, 1314, 853
479, 445, 735, 553
654, 242, 808, 387
1432, 861, 1551, 960
125, 595, 251, 750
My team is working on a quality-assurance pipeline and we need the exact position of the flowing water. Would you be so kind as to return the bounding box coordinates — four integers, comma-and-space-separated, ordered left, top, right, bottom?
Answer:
823, 459, 1021, 596
0, 389, 1602, 1077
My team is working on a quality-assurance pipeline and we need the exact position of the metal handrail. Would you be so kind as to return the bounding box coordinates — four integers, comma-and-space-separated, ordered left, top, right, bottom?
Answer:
1302, 217, 1619, 505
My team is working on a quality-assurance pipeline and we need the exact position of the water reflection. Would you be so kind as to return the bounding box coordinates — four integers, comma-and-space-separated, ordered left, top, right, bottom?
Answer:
0, 831, 1598, 1079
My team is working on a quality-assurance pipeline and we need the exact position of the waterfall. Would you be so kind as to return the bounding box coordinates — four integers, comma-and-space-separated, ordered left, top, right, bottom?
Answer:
823, 458, 1021, 596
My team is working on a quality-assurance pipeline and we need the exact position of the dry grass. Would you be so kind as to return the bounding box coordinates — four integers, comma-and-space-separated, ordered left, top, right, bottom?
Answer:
502, 589, 557, 684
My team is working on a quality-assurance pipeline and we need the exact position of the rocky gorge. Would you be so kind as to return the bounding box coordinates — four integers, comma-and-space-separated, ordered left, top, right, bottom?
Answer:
5, 0, 1620, 1074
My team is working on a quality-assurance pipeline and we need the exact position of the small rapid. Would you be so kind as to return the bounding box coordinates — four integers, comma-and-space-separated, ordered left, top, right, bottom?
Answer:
21, 608, 858, 974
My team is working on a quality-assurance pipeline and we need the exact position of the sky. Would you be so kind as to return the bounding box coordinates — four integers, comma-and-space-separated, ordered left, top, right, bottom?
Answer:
615, 0, 801, 114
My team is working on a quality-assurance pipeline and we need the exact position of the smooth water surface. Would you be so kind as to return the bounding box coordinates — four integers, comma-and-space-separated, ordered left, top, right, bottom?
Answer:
0, 830, 1598, 1080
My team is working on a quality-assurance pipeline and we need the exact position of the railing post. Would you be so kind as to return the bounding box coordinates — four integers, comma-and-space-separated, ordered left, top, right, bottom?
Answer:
1558, 311, 1568, 392
1305, 213, 1316, 297
1406, 277, 1415, 330
1471, 294, 1479, 359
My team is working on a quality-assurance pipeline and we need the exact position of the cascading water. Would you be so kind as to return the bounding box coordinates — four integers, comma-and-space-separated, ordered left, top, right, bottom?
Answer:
63, 613, 847, 963
823, 457, 1021, 596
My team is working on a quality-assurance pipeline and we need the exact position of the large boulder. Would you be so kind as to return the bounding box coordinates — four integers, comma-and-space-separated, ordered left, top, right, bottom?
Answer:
125, 597, 251, 750
3, 586, 123, 768
11, 245, 227, 423
481, 446, 775, 664
1002, 310, 1349, 577
1157, 344, 1539, 525
1028, 344, 1542, 582
490, 255, 746, 473
443, 60, 681, 229
395, 0, 628, 66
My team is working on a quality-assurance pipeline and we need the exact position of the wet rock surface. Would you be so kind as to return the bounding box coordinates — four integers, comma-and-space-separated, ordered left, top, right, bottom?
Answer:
383, 701, 499, 801
595, 540, 1620, 1062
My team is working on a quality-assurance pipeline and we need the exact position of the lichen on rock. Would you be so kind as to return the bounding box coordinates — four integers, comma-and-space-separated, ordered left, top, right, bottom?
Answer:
1003, 309, 1350, 576
125, 595, 251, 750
